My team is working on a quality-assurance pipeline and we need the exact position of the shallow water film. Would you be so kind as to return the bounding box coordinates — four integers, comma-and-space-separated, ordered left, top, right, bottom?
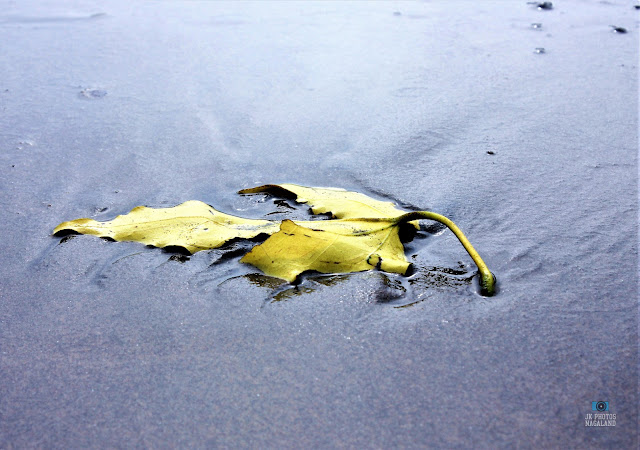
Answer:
1, 1, 637, 447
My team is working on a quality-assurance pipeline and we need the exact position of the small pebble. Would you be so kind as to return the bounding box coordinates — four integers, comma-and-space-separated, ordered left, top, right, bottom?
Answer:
534, 47, 546, 54
610, 26, 627, 33
79, 88, 107, 98
531, 23, 542, 29
528, 1, 553, 10
487, 151, 495, 155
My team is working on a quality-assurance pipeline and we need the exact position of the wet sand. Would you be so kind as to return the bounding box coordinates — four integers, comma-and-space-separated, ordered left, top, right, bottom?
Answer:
0, 1, 638, 447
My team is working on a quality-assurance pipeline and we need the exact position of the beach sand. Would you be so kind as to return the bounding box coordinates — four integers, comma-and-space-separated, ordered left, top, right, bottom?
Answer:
0, 1, 637, 446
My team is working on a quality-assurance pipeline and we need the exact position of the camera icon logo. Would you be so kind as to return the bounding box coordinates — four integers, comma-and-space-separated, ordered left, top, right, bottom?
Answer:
592, 401, 609, 412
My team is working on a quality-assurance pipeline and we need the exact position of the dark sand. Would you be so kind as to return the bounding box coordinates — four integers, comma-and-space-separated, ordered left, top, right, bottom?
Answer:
1, 1, 637, 447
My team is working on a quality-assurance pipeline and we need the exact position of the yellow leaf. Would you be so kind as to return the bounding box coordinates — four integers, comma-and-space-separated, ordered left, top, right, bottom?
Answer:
53, 200, 279, 254
53, 185, 496, 295
240, 218, 411, 282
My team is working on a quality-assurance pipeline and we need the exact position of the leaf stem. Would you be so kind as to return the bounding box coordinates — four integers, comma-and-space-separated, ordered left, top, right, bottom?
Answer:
399, 212, 496, 296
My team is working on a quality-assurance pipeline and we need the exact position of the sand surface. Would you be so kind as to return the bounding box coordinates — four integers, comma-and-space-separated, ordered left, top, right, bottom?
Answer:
1, 1, 638, 447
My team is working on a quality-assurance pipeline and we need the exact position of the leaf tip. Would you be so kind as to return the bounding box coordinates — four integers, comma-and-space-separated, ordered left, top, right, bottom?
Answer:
52, 218, 93, 236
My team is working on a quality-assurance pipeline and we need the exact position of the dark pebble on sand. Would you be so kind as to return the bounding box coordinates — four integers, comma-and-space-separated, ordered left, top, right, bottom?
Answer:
529, 2, 553, 10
